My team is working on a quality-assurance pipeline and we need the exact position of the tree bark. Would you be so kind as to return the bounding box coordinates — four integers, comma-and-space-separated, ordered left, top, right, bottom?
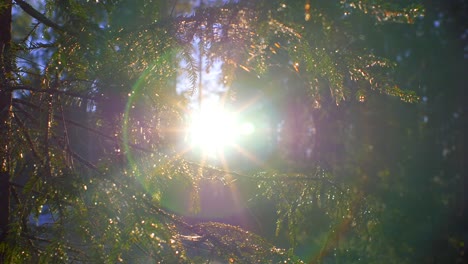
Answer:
0, 0, 13, 262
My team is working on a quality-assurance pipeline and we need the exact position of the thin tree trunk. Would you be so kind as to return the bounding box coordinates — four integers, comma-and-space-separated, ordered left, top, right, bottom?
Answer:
0, 0, 13, 262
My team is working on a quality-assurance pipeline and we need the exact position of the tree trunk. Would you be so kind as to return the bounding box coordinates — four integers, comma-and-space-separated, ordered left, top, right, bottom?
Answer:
0, 0, 13, 262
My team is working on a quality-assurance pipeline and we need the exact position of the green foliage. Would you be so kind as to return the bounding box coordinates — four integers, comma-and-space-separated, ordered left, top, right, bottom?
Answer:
2, 0, 464, 263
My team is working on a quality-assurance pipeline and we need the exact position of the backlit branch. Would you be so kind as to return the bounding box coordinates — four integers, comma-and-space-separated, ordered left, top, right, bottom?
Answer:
7, 85, 101, 101
14, 0, 63, 31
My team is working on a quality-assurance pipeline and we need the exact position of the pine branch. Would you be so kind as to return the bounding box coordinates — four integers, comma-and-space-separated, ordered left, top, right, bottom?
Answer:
180, 46, 199, 96
20, 233, 91, 260
12, 98, 144, 153
7, 85, 101, 101
26, 42, 56, 50
13, 98, 340, 192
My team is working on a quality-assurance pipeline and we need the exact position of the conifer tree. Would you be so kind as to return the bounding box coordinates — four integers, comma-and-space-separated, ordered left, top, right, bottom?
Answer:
3, 0, 463, 263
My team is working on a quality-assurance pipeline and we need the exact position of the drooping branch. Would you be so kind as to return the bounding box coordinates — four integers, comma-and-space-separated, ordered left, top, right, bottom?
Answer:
12, 111, 41, 161
12, 100, 101, 176
52, 135, 100, 174
7, 85, 102, 102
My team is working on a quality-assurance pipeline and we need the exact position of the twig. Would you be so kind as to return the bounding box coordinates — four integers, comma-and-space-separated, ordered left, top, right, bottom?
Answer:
12, 110, 41, 161
170, 0, 178, 17
52, 135, 101, 174
20, 22, 40, 44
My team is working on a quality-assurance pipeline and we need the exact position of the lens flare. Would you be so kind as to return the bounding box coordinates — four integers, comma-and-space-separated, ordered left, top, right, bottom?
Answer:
188, 103, 241, 157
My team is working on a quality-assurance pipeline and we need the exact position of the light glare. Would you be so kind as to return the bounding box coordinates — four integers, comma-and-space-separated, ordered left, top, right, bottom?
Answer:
187, 103, 256, 157
239, 122, 255, 135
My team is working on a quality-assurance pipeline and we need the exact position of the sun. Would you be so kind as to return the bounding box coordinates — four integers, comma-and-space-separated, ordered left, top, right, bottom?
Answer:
187, 102, 254, 157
